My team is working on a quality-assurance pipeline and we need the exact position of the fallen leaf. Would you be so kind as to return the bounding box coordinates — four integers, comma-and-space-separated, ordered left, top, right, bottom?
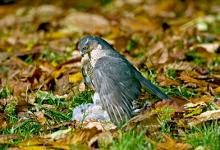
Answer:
188, 109, 220, 126
83, 121, 116, 131
0, 14, 16, 27
157, 74, 180, 86
183, 102, 207, 118
61, 12, 110, 34
18, 138, 49, 148
69, 127, 102, 145
0, 120, 7, 129
194, 43, 220, 53
157, 134, 191, 150
56, 74, 70, 95
44, 128, 72, 140
20, 146, 51, 150
16, 5, 63, 23
69, 72, 83, 84
0, 134, 18, 144
34, 111, 46, 125
121, 16, 158, 32
214, 86, 220, 95
189, 95, 213, 103
179, 71, 209, 87
88, 131, 113, 148
165, 61, 195, 71
154, 99, 184, 112
170, 96, 189, 107
124, 110, 160, 132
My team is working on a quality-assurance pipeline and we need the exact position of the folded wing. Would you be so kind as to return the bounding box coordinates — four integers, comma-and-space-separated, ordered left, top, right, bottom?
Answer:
91, 56, 141, 125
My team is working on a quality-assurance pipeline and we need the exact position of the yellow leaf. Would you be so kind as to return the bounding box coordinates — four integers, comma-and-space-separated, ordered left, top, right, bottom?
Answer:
214, 87, 220, 94
20, 146, 47, 150
69, 72, 82, 83
46, 31, 69, 39
18, 138, 43, 146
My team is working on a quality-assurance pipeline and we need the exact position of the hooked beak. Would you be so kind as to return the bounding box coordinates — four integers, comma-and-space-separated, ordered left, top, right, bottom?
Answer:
76, 41, 84, 56
80, 51, 85, 57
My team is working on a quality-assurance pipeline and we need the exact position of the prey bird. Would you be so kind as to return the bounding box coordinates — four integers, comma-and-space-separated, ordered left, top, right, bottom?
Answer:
78, 36, 169, 125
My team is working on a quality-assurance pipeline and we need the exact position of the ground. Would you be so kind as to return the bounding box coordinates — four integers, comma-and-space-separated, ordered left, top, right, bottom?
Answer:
0, 0, 220, 149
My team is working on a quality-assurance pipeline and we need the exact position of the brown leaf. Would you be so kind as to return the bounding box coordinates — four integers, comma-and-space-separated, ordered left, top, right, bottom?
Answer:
165, 62, 195, 71
157, 134, 191, 150
189, 95, 213, 103
0, 114, 7, 129
188, 109, 220, 126
146, 42, 170, 65
61, 12, 110, 34
0, 98, 8, 106
82, 121, 116, 131
170, 96, 189, 107
121, 16, 158, 32
34, 111, 46, 125
56, 74, 70, 95
179, 71, 209, 87
124, 110, 160, 132
154, 99, 184, 112
0, 134, 18, 144
88, 131, 113, 148
69, 127, 102, 145
194, 66, 209, 75
157, 75, 180, 86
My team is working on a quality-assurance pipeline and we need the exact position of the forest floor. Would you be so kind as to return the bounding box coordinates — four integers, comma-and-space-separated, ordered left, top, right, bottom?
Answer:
0, 0, 220, 149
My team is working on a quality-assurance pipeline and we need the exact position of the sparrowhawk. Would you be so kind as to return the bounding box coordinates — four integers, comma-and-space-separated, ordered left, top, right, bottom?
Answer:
78, 36, 169, 125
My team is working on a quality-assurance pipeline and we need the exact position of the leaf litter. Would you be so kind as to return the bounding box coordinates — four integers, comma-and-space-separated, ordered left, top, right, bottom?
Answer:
0, 0, 220, 149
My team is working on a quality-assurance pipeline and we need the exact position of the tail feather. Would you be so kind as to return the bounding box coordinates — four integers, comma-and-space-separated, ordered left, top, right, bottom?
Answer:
137, 74, 169, 99
106, 104, 131, 125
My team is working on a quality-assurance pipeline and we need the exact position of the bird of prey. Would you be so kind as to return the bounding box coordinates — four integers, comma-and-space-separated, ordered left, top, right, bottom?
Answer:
78, 36, 169, 125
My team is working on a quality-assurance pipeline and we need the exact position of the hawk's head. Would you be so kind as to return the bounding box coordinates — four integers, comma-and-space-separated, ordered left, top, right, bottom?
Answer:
78, 36, 112, 56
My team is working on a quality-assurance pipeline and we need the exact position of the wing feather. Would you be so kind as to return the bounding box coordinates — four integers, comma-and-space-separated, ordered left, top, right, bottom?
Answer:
91, 56, 141, 125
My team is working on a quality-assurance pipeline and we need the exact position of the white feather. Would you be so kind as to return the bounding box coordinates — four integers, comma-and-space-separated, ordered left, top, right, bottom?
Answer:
90, 44, 106, 67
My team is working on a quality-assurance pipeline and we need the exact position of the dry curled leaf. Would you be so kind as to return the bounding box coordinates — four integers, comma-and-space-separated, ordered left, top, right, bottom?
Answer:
188, 109, 220, 126
194, 43, 220, 53
88, 131, 113, 148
